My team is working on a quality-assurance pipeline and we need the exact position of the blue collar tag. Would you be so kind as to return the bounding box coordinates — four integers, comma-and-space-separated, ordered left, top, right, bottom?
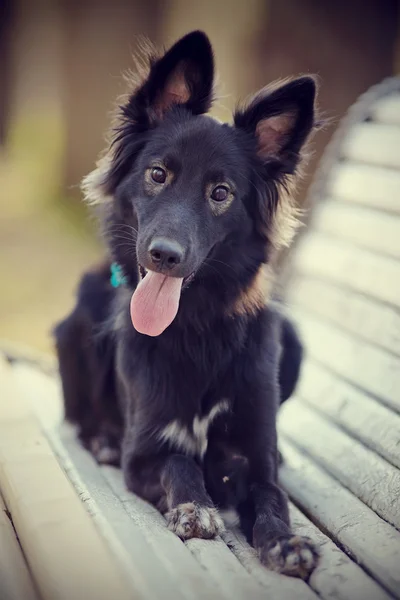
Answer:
110, 262, 128, 288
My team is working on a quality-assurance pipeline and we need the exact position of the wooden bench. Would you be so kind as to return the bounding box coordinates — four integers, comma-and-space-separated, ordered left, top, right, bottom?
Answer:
1, 76, 400, 600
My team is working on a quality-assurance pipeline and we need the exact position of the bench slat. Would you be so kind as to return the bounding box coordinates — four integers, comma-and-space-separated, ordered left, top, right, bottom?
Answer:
297, 361, 400, 469
102, 463, 269, 600
0, 358, 134, 600
0, 493, 40, 600
61, 429, 210, 600
341, 122, 400, 169
289, 504, 391, 600
287, 277, 400, 356
328, 163, 400, 214
291, 310, 400, 412
279, 401, 400, 529
370, 95, 400, 126
279, 439, 400, 599
16, 360, 313, 600
293, 233, 400, 308
185, 538, 269, 600
15, 362, 235, 600
313, 201, 400, 259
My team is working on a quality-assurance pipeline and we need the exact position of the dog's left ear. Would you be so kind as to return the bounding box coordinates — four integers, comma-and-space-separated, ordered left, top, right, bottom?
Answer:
234, 76, 317, 175
128, 30, 215, 124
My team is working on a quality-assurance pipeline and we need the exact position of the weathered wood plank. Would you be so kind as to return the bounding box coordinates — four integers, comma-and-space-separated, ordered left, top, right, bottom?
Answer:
0, 493, 40, 600
224, 505, 392, 600
290, 309, 400, 413
278, 439, 400, 598
104, 462, 269, 600
279, 400, 400, 529
287, 276, 400, 356
297, 360, 400, 469
105, 464, 262, 600
15, 361, 227, 600
62, 430, 219, 600
104, 451, 314, 599
312, 201, 400, 259
328, 162, 400, 214
341, 122, 400, 169
370, 94, 400, 126
0, 357, 134, 600
16, 360, 291, 600
11, 362, 63, 432
105, 467, 268, 600
289, 504, 391, 600
185, 537, 267, 600
292, 232, 400, 308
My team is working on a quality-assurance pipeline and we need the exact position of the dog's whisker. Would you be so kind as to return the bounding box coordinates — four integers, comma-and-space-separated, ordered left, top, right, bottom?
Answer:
206, 258, 238, 278
202, 259, 231, 284
112, 243, 136, 254
107, 226, 138, 236
107, 225, 138, 237
111, 234, 137, 243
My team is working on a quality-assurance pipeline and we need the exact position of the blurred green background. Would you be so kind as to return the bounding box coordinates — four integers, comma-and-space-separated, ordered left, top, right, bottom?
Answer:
1, 0, 399, 355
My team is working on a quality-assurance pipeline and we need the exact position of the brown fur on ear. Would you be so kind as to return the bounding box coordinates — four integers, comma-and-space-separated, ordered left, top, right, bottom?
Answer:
234, 75, 319, 254
226, 266, 274, 318
256, 111, 297, 158
155, 61, 192, 115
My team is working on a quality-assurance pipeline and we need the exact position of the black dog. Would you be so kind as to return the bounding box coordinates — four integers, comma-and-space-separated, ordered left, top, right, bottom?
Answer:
54, 31, 319, 579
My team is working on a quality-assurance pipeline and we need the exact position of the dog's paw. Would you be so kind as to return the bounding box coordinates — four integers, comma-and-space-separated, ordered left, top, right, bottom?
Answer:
166, 502, 225, 540
89, 435, 121, 466
260, 535, 319, 579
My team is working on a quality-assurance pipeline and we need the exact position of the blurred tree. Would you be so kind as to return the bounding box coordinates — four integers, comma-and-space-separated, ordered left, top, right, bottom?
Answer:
395, 2, 400, 72
61, 0, 160, 195
258, 0, 399, 207
0, 0, 13, 147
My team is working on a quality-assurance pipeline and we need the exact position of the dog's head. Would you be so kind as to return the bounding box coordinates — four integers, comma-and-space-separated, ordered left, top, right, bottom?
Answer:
83, 31, 318, 336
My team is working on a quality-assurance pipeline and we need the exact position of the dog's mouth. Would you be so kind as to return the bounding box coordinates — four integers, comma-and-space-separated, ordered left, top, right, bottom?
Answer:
131, 265, 197, 337
138, 265, 196, 289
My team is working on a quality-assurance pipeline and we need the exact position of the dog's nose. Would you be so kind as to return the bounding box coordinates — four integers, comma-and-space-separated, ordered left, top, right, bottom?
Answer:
149, 238, 184, 269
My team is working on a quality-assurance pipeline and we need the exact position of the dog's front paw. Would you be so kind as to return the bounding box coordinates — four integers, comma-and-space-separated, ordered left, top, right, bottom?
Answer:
260, 535, 319, 579
166, 502, 225, 540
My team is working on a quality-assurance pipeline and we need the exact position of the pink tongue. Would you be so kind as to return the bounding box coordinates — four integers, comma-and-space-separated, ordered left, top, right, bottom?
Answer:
130, 271, 183, 336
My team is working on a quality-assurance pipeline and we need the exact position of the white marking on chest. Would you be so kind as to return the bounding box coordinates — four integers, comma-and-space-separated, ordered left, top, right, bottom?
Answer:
160, 400, 230, 459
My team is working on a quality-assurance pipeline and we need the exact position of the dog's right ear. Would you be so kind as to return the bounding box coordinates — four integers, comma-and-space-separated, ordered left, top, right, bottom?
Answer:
125, 30, 215, 126
88, 31, 215, 199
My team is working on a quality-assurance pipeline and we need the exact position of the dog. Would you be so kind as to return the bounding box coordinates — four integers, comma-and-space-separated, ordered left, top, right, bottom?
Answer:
54, 30, 319, 579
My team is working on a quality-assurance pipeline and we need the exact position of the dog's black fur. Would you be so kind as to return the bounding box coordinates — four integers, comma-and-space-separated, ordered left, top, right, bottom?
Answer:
54, 31, 319, 578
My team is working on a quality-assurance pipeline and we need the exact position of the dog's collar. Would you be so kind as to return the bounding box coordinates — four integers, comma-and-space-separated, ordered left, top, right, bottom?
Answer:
110, 262, 127, 288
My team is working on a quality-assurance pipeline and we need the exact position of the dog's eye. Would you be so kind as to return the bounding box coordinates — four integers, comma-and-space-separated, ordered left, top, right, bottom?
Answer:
211, 185, 229, 202
151, 167, 167, 184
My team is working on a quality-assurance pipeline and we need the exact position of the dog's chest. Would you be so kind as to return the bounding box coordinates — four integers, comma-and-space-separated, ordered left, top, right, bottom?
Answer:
160, 400, 230, 459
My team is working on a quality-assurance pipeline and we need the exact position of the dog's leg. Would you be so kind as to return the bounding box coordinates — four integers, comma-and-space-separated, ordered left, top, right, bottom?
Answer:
86, 338, 123, 466
249, 482, 318, 579
232, 378, 318, 579
54, 307, 96, 442
122, 430, 224, 540
54, 265, 123, 465
163, 454, 225, 540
